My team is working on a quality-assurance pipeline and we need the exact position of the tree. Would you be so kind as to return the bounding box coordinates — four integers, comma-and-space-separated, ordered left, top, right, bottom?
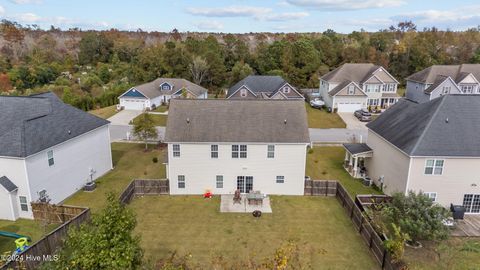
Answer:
61, 87, 76, 105
47, 193, 143, 270
189, 56, 209, 85
230, 61, 253, 84
78, 32, 114, 64
133, 113, 158, 150
0, 73, 12, 92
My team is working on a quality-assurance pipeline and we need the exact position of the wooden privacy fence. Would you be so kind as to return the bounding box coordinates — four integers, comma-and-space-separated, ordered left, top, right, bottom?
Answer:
31, 203, 86, 224
304, 180, 337, 196
119, 179, 169, 204
0, 206, 90, 270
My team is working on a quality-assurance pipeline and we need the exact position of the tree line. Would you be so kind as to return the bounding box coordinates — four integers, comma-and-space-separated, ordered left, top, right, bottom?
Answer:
1, 20, 480, 110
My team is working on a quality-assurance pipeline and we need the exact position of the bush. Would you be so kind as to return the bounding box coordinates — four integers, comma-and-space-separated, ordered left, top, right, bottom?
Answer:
308, 148, 314, 154
152, 157, 158, 163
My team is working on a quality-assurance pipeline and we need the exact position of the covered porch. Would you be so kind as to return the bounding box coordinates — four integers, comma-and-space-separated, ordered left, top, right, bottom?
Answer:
343, 143, 373, 178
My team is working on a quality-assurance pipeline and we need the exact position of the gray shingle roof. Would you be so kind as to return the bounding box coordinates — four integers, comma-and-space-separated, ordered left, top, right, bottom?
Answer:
0, 176, 18, 192
227, 75, 288, 98
321, 63, 380, 83
367, 95, 480, 157
165, 99, 310, 143
0, 92, 109, 158
343, 143, 372, 155
406, 64, 480, 84
128, 78, 208, 99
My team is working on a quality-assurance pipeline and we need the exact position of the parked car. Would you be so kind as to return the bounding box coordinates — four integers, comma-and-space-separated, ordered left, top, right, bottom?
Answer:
354, 109, 372, 122
309, 98, 325, 109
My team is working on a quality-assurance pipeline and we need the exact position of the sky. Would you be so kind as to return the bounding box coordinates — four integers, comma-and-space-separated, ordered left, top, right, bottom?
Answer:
1, 0, 480, 33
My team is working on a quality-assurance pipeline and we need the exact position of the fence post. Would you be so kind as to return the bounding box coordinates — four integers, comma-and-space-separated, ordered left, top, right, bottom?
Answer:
381, 248, 387, 269
325, 181, 328, 196
358, 215, 364, 233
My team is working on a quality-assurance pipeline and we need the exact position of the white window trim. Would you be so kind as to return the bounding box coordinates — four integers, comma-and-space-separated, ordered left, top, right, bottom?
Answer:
47, 150, 54, 166
173, 144, 180, 157
424, 192, 437, 202
178, 175, 185, 189
276, 175, 285, 184
216, 175, 223, 189
267, 145, 275, 158
424, 159, 444, 175
347, 85, 355, 95
211, 145, 218, 159
232, 144, 247, 159
19, 196, 28, 211
240, 89, 248, 97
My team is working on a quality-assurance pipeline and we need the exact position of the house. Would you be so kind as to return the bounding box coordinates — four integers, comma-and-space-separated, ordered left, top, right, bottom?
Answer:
0, 92, 112, 221
343, 95, 480, 212
320, 63, 400, 112
164, 99, 310, 195
406, 64, 480, 103
119, 78, 208, 110
226, 75, 304, 100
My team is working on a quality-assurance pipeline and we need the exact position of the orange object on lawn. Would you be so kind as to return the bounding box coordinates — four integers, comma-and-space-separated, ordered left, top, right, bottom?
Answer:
204, 191, 213, 198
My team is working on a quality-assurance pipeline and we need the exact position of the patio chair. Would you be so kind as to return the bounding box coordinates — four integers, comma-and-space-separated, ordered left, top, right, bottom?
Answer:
233, 189, 241, 204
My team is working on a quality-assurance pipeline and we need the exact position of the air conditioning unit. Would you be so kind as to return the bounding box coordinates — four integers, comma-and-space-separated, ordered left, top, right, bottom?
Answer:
37, 189, 48, 202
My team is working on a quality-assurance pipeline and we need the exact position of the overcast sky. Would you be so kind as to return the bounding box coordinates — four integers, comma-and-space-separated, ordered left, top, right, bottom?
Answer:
1, 0, 480, 33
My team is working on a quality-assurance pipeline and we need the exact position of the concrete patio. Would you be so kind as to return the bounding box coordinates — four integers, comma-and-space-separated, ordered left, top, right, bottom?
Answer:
451, 215, 480, 236
220, 194, 272, 213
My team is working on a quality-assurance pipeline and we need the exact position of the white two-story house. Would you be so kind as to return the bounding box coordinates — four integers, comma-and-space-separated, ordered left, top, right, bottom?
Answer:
164, 99, 310, 195
0, 92, 112, 221
343, 95, 480, 211
320, 63, 400, 112
406, 64, 480, 103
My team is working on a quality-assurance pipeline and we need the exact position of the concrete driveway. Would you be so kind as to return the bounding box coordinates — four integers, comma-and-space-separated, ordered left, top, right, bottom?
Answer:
338, 113, 368, 130
107, 110, 142, 125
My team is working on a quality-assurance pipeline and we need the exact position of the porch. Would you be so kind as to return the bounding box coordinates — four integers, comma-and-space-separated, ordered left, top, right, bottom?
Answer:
343, 143, 373, 178
451, 215, 480, 237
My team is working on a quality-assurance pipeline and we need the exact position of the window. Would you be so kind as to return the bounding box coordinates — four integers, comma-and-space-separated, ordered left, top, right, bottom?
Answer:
424, 192, 437, 202
276, 176, 285, 183
172, 144, 180, 157
267, 145, 275, 158
367, 99, 379, 106
47, 150, 54, 166
161, 83, 171, 91
442, 86, 451, 94
283, 86, 290, 93
19, 196, 28, 211
462, 85, 473, 94
211, 145, 218, 158
240, 89, 247, 97
178, 175, 185, 188
216, 175, 223, 188
232, 145, 247, 158
347, 85, 355, 95
424, 159, 444, 175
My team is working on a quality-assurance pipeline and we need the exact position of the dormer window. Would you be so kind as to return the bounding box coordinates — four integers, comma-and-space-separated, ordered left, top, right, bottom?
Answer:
443, 86, 451, 94
347, 85, 355, 95
160, 82, 172, 91
282, 86, 290, 94
240, 89, 247, 97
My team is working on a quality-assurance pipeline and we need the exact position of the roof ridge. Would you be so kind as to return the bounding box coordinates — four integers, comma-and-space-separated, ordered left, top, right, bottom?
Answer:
410, 95, 448, 155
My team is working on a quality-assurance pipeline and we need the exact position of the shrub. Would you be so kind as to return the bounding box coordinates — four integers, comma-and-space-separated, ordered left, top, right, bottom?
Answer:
308, 148, 314, 154
152, 157, 158, 163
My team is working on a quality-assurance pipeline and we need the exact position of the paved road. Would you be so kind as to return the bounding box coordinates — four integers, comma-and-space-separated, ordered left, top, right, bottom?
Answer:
110, 124, 366, 144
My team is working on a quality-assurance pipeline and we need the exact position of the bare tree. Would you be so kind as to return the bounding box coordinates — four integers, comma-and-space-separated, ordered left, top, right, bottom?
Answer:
189, 56, 209, 85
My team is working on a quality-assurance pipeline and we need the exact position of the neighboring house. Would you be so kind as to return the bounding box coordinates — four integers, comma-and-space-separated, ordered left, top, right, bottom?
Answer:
343, 95, 480, 212
320, 63, 400, 112
226, 75, 304, 100
119, 78, 208, 110
406, 64, 480, 103
0, 92, 112, 221
164, 99, 310, 195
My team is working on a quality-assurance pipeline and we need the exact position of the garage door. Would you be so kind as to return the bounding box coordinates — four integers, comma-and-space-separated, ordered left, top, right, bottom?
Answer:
121, 98, 146, 110
337, 102, 363, 112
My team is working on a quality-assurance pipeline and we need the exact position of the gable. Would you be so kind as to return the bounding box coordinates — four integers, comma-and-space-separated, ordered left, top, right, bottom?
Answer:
335, 83, 367, 96
228, 85, 257, 99
373, 68, 398, 83
458, 73, 479, 84
120, 88, 147, 99
270, 91, 287, 99
275, 83, 304, 99
160, 82, 173, 91
429, 78, 462, 99
363, 75, 384, 84
172, 88, 197, 98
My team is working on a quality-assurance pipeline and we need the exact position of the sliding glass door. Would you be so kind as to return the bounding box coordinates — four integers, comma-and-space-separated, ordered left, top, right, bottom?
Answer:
237, 176, 253, 193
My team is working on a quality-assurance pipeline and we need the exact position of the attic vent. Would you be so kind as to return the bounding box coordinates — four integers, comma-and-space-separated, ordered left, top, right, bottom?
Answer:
186, 118, 190, 124
67, 130, 71, 134
445, 118, 449, 123
284, 119, 287, 125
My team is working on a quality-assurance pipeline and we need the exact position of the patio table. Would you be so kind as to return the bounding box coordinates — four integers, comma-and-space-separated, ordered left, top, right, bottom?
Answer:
246, 192, 264, 206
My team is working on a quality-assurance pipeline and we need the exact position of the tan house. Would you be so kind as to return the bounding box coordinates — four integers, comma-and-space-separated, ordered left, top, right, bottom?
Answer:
226, 75, 304, 100
343, 95, 480, 212
320, 63, 400, 112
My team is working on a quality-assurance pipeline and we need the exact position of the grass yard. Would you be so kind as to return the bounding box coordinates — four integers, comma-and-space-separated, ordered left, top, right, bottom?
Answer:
130, 196, 378, 269
404, 237, 480, 270
0, 219, 58, 255
88, 105, 117, 119
132, 113, 168, 126
64, 143, 166, 212
305, 103, 346, 129
152, 105, 168, 113
306, 146, 380, 197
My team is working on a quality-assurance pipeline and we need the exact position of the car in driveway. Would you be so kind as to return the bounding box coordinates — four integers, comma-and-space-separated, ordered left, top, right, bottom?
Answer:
309, 98, 325, 109
354, 109, 372, 122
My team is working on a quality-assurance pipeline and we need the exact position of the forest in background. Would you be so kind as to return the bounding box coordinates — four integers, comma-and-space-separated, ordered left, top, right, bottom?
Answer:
1, 20, 480, 110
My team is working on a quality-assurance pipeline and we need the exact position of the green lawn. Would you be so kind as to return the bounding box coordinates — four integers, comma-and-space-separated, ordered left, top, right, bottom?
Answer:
132, 113, 168, 126
306, 146, 380, 197
0, 219, 58, 255
152, 105, 168, 113
404, 237, 480, 270
129, 196, 378, 269
88, 105, 117, 119
64, 143, 166, 212
305, 103, 346, 129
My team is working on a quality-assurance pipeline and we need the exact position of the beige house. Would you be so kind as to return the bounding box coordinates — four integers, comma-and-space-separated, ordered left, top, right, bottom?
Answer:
343, 95, 480, 213
226, 75, 304, 100
320, 63, 400, 112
